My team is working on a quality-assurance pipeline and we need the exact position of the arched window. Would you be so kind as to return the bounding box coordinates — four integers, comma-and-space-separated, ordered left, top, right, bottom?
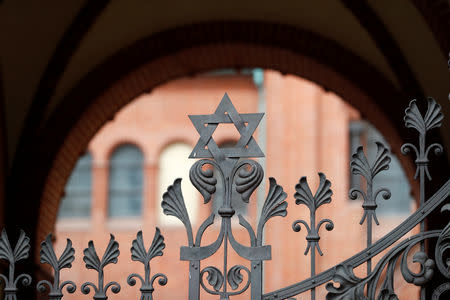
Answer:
108, 145, 144, 217
58, 152, 92, 218
158, 143, 197, 225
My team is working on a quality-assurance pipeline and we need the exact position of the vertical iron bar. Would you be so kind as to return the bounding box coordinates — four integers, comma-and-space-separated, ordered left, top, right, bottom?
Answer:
311, 247, 316, 300
419, 133, 426, 300
188, 261, 200, 300
419, 166, 426, 300
223, 234, 228, 297
251, 260, 262, 300
367, 217, 372, 275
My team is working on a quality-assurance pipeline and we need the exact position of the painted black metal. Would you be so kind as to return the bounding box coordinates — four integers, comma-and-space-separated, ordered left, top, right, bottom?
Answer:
349, 141, 391, 275
292, 173, 334, 300
37, 234, 76, 299
81, 235, 121, 300
0, 230, 31, 300
128, 229, 167, 300
0, 94, 449, 299
163, 94, 287, 299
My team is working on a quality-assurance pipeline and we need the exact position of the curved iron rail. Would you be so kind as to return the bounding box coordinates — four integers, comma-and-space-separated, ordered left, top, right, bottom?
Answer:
263, 179, 450, 299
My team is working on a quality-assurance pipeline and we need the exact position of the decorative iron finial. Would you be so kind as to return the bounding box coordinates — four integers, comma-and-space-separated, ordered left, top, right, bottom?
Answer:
292, 172, 334, 300
37, 234, 76, 300
81, 234, 121, 300
402, 97, 443, 259
128, 228, 167, 300
0, 229, 32, 300
402, 98, 443, 181
349, 141, 391, 274
162, 93, 287, 300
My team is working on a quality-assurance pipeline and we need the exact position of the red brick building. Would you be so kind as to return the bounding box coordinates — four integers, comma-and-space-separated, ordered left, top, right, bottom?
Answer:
54, 70, 415, 299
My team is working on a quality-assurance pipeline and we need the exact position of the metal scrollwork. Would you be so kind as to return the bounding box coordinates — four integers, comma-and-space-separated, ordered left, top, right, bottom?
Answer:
0, 229, 31, 300
162, 94, 287, 300
326, 230, 440, 300
435, 204, 450, 280
127, 228, 167, 300
37, 234, 76, 300
227, 265, 250, 291
189, 159, 218, 204
234, 160, 264, 203
400, 250, 435, 286
81, 234, 121, 300
200, 266, 224, 293
1, 92, 449, 300
401, 97, 444, 299
257, 177, 288, 244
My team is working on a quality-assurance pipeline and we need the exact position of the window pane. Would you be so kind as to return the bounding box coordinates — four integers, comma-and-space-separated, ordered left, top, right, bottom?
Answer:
108, 145, 143, 217
59, 152, 92, 218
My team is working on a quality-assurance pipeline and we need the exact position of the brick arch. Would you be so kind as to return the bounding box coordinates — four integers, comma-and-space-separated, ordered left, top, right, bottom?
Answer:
27, 22, 420, 260
105, 140, 145, 163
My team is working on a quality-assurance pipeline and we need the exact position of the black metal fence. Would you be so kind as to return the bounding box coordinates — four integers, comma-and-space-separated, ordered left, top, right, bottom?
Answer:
1, 94, 449, 300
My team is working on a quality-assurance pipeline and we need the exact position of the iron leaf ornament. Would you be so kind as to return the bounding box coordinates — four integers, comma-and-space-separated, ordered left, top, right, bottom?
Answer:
128, 228, 167, 300
161, 178, 194, 246
293, 172, 334, 256
200, 266, 224, 293
189, 159, 218, 204
401, 97, 444, 274
37, 234, 76, 299
402, 98, 443, 181
81, 234, 120, 300
325, 264, 367, 300
256, 177, 288, 245
234, 160, 264, 203
0, 229, 32, 300
227, 265, 248, 290
350, 141, 391, 226
349, 141, 391, 275
292, 172, 334, 300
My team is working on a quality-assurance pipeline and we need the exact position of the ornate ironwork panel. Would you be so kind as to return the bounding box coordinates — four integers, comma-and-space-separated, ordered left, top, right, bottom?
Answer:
0, 73, 449, 299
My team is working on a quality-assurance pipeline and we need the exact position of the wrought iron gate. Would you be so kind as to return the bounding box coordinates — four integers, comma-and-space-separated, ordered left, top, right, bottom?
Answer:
1, 86, 449, 299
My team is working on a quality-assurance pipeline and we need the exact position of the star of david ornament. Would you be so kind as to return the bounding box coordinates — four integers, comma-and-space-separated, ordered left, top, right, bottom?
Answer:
189, 93, 264, 164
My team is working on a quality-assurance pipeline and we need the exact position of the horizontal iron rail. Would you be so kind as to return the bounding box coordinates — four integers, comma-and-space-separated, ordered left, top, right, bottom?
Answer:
263, 179, 450, 299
